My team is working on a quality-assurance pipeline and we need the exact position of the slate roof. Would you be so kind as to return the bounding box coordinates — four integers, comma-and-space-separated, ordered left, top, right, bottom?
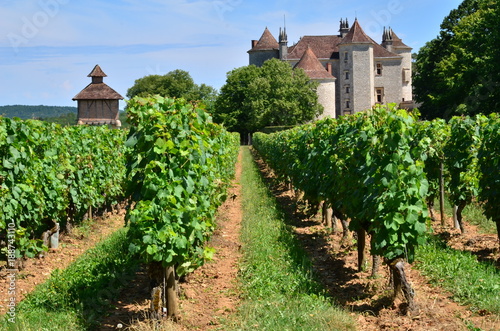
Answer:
248, 27, 279, 51
294, 47, 335, 80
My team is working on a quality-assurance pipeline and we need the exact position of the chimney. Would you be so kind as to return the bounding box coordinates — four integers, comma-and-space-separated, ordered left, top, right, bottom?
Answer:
326, 63, 332, 74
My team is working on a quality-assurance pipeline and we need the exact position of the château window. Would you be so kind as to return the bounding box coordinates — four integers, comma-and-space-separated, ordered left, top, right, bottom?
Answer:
376, 88, 384, 103
344, 52, 349, 61
345, 71, 350, 80
345, 85, 350, 94
376, 63, 383, 76
346, 99, 351, 109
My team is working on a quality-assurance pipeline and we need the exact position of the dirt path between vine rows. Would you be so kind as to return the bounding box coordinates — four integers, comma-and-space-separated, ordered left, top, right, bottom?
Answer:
0, 208, 126, 316
176, 149, 243, 329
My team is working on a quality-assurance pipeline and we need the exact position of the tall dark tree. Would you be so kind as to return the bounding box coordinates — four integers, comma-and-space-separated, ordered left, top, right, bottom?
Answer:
414, 0, 499, 119
213, 59, 323, 137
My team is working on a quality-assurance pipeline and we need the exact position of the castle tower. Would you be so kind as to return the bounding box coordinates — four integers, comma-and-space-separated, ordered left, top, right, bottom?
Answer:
248, 27, 279, 66
338, 19, 374, 114
294, 47, 336, 118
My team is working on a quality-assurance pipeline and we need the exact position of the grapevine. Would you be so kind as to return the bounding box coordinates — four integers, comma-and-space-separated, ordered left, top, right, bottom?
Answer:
124, 96, 239, 318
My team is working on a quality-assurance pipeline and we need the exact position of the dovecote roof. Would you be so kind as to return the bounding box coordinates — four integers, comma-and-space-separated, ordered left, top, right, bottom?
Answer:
73, 65, 123, 100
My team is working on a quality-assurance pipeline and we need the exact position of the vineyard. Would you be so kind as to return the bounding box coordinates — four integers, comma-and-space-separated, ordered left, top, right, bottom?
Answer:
0, 118, 127, 260
253, 104, 500, 313
0, 102, 499, 330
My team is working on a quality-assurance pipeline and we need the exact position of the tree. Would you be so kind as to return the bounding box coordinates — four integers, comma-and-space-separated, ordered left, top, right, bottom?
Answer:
126, 69, 218, 112
414, 0, 499, 119
213, 59, 323, 137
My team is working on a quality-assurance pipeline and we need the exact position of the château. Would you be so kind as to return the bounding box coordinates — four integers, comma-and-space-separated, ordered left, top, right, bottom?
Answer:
248, 18, 413, 118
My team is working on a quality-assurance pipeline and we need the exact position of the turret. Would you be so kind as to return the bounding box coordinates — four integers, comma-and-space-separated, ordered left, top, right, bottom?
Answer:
339, 18, 350, 38
248, 27, 280, 66
279, 27, 288, 60
338, 19, 375, 114
381, 27, 393, 53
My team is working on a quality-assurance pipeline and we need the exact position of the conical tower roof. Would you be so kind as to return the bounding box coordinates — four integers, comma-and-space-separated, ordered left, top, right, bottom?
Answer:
391, 30, 412, 49
294, 47, 335, 80
339, 19, 372, 44
249, 27, 279, 51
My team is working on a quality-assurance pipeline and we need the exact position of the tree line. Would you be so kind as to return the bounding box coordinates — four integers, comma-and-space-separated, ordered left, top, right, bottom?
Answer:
414, 0, 499, 119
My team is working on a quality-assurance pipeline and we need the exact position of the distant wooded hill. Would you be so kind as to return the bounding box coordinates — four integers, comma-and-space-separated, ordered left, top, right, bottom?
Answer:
0, 105, 78, 120
0, 105, 128, 127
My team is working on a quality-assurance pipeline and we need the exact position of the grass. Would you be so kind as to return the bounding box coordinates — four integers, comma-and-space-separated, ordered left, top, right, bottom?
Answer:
434, 197, 497, 234
69, 217, 95, 239
223, 147, 356, 331
1, 227, 139, 330
415, 235, 500, 315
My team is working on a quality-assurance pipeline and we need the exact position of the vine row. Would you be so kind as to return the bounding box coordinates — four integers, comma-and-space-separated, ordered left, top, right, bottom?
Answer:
253, 104, 500, 311
0, 118, 126, 258
124, 96, 239, 318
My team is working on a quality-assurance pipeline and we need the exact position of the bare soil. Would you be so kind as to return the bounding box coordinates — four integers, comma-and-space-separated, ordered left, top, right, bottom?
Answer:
176, 150, 243, 329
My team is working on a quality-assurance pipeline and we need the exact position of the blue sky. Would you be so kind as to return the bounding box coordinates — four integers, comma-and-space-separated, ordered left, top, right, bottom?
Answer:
0, 0, 462, 108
